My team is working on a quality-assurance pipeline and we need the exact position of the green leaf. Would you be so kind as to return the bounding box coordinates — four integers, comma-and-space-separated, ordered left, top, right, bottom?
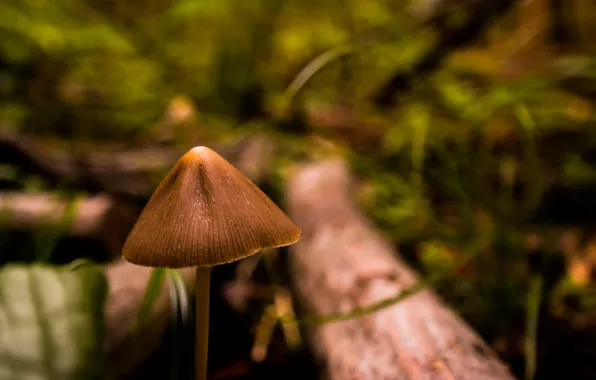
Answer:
0, 264, 107, 380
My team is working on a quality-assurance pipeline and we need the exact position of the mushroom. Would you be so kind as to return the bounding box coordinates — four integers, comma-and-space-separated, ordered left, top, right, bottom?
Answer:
121, 146, 301, 380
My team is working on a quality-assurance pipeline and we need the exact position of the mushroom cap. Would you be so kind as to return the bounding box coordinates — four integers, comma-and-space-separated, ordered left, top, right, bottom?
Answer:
122, 146, 301, 268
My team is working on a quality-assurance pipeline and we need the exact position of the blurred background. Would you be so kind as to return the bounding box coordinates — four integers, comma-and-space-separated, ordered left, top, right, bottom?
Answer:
2, 0, 596, 379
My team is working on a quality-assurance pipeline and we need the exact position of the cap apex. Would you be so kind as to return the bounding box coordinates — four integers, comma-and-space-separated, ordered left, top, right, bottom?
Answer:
185, 146, 212, 158
189, 146, 209, 154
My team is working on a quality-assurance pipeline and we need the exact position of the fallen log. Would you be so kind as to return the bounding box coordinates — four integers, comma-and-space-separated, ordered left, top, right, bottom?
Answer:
104, 259, 194, 379
285, 159, 515, 380
0, 132, 272, 197
0, 192, 138, 256
0, 134, 274, 255
0, 132, 179, 197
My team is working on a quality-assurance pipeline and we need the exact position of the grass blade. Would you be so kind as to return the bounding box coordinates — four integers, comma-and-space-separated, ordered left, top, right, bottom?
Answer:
525, 273, 543, 380
137, 267, 166, 327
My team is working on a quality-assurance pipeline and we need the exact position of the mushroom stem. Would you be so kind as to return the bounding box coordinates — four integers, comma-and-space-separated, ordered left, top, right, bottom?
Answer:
195, 266, 211, 380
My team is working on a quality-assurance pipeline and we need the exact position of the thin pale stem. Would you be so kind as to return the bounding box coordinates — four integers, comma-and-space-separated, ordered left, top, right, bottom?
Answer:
195, 266, 211, 380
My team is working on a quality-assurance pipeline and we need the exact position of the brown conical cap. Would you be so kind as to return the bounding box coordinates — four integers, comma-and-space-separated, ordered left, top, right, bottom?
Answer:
122, 146, 301, 268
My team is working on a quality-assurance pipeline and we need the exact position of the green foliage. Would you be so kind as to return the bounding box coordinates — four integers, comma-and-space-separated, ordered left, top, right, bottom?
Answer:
3, 0, 596, 377
0, 0, 426, 139
58, 53, 168, 139
0, 264, 107, 380
0, 0, 169, 139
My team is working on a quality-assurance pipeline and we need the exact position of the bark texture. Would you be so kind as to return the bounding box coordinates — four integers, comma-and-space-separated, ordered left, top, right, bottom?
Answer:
0, 192, 138, 255
286, 159, 516, 380
0, 132, 273, 197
